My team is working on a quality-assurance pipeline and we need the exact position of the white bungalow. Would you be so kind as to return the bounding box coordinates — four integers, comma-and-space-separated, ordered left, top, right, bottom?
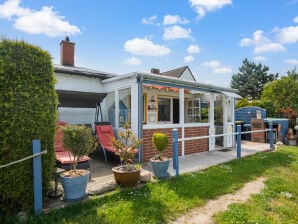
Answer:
55, 38, 241, 163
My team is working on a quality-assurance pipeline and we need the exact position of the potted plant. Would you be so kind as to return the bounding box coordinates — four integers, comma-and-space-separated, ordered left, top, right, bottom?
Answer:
60, 125, 97, 201
112, 122, 142, 187
150, 132, 170, 178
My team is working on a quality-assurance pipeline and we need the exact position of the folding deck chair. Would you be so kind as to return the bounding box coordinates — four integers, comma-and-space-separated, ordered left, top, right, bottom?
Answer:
95, 124, 117, 162
55, 122, 91, 170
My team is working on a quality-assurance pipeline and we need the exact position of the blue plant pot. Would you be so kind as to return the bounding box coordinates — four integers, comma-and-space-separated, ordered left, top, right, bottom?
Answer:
61, 170, 90, 202
150, 159, 170, 178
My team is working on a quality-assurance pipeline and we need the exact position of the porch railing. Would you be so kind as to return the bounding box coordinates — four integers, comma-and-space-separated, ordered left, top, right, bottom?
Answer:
172, 122, 274, 176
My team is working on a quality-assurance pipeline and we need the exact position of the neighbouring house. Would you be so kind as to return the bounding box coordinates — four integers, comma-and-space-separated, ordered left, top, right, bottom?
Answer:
55, 38, 241, 163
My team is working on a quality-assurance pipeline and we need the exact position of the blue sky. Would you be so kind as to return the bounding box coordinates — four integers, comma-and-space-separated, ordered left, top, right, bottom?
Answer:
1, 0, 298, 87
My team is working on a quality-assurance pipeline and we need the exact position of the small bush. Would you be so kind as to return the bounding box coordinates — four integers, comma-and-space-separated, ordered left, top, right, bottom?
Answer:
152, 133, 169, 160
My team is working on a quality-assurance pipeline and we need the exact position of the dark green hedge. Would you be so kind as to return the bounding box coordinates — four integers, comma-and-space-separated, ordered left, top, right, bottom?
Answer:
0, 39, 58, 214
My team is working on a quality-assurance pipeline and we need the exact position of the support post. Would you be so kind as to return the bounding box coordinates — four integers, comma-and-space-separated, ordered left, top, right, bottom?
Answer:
269, 121, 274, 151
237, 125, 241, 159
172, 129, 179, 176
137, 78, 143, 163
33, 140, 42, 215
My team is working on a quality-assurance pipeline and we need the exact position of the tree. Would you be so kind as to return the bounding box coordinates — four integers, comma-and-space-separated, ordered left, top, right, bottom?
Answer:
231, 58, 278, 99
261, 68, 298, 114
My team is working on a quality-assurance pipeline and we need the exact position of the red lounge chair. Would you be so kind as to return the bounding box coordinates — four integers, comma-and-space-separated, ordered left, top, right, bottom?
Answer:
95, 125, 117, 162
55, 122, 91, 170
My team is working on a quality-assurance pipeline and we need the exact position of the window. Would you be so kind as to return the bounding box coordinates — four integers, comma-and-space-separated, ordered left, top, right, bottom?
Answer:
185, 99, 201, 123
158, 97, 171, 122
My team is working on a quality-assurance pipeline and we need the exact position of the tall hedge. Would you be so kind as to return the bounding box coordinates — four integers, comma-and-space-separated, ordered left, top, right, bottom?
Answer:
0, 39, 58, 214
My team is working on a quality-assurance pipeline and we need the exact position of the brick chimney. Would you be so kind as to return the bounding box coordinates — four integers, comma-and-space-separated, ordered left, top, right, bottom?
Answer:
60, 36, 75, 66
151, 68, 160, 74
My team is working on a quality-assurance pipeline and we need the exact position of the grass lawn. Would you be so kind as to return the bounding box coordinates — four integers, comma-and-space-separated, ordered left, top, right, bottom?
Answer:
2, 146, 297, 224
214, 145, 298, 224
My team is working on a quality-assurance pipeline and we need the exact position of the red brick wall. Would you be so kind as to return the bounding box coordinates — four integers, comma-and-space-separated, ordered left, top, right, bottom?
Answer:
142, 126, 209, 162
251, 118, 265, 143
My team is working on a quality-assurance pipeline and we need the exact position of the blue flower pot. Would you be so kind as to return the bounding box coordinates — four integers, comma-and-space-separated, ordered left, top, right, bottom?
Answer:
150, 159, 170, 178
61, 170, 90, 202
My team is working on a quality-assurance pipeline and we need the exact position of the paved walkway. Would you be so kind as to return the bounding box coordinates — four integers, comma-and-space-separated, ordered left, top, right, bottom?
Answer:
45, 141, 271, 211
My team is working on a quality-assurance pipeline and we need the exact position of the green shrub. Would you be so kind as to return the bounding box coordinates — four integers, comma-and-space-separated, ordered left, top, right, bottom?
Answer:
62, 125, 97, 172
152, 133, 169, 160
0, 39, 58, 214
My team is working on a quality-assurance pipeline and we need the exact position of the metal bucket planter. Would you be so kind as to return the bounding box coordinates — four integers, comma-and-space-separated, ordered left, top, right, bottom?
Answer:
150, 159, 170, 178
112, 167, 140, 187
60, 170, 90, 202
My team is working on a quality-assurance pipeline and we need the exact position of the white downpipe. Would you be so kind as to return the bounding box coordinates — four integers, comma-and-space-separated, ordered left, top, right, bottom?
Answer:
115, 90, 119, 128
179, 88, 185, 156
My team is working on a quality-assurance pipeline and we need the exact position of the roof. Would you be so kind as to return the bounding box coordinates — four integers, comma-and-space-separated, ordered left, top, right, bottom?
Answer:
159, 66, 187, 78
54, 64, 117, 79
103, 72, 241, 97
159, 66, 195, 81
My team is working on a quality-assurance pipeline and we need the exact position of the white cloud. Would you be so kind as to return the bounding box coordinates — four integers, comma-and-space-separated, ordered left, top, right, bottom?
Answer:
189, 0, 232, 18
254, 43, 285, 53
187, 44, 201, 54
163, 15, 189, 25
253, 56, 267, 61
277, 26, 298, 44
124, 57, 142, 65
0, 0, 80, 37
163, 25, 191, 40
201, 60, 221, 68
141, 15, 157, 25
240, 30, 285, 54
285, 58, 298, 65
124, 38, 171, 56
0, 0, 30, 19
201, 60, 232, 74
294, 16, 298, 23
213, 67, 232, 74
184, 55, 194, 63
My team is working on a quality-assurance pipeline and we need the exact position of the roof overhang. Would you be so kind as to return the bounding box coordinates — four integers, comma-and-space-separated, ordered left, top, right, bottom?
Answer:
57, 90, 107, 108
216, 90, 242, 99
102, 72, 241, 97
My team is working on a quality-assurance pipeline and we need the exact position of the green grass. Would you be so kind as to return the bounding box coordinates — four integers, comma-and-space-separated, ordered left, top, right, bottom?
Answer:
1, 146, 297, 224
214, 145, 298, 224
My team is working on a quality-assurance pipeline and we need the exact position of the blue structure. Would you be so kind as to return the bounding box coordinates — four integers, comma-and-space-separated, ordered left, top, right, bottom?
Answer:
236, 106, 266, 124
264, 118, 289, 143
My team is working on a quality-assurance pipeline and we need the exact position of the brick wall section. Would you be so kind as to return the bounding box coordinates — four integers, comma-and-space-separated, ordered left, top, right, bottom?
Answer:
184, 126, 209, 155
142, 126, 209, 162
251, 118, 265, 143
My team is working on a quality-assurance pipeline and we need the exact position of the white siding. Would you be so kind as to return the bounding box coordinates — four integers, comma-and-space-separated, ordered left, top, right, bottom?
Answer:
55, 73, 103, 92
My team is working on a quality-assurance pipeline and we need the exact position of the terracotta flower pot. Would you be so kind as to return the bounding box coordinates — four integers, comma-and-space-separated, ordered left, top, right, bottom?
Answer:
112, 167, 140, 187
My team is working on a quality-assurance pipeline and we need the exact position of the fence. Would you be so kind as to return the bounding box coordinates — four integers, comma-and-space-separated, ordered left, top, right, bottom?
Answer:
0, 140, 47, 215
172, 122, 274, 176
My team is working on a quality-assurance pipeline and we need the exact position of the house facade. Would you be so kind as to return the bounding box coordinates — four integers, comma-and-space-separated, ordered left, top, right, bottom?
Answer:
55, 38, 241, 163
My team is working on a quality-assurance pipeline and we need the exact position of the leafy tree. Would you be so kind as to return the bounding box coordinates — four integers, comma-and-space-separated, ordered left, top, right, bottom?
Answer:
261, 68, 298, 114
231, 58, 278, 99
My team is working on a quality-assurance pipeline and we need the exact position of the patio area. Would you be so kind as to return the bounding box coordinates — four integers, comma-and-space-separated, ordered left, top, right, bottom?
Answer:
45, 141, 271, 211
